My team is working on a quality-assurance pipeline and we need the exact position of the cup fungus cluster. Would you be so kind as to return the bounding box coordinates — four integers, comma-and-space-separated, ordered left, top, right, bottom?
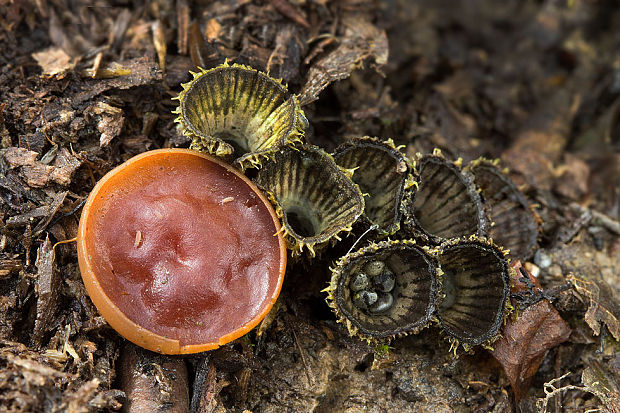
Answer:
78, 63, 540, 355
325, 146, 540, 351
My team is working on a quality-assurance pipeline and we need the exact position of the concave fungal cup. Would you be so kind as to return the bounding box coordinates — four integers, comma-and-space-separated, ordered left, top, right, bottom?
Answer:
333, 137, 415, 236
434, 237, 511, 350
323, 148, 526, 352
466, 158, 540, 261
405, 150, 487, 243
174, 62, 307, 169
77, 149, 287, 354
254, 144, 365, 257
326, 240, 440, 341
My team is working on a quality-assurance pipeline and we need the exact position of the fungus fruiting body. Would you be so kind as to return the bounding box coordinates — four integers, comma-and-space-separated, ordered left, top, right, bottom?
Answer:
405, 151, 487, 243
466, 158, 540, 261
253, 144, 365, 257
433, 237, 511, 350
333, 137, 415, 236
77, 149, 286, 354
327, 239, 440, 341
321, 146, 537, 352
174, 62, 307, 169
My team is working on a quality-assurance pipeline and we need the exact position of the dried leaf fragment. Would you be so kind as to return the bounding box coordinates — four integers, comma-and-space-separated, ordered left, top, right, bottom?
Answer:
152, 20, 167, 71
3, 146, 81, 188
3, 147, 39, 168
490, 261, 571, 402
33, 236, 59, 344
188, 21, 221, 70
204, 18, 222, 42
582, 361, 620, 413
20, 163, 57, 188
90, 102, 125, 147
31, 47, 74, 78
10, 147, 82, 188
299, 15, 388, 105
176, 0, 190, 54
74, 58, 162, 104
268, 0, 310, 28
49, 147, 82, 186
568, 273, 620, 341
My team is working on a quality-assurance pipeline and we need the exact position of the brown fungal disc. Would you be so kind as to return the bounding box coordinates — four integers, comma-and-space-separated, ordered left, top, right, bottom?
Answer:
327, 240, 440, 341
435, 238, 510, 348
467, 158, 539, 261
254, 144, 365, 257
406, 153, 487, 243
77, 149, 286, 354
333, 137, 414, 235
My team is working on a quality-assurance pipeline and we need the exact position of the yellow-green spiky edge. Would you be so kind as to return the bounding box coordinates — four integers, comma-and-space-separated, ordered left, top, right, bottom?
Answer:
372, 138, 419, 235
429, 234, 513, 354
333, 136, 418, 237
172, 62, 307, 171
325, 238, 441, 343
409, 148, 470, 186
257, 145, 365, 259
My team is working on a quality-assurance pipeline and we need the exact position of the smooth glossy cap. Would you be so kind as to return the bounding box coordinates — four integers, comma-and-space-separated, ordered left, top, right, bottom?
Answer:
77, 149, 286, 354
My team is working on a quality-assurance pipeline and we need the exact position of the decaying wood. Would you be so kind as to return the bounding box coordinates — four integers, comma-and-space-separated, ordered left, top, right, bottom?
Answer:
118, 343, 190, 413
33, 236, 59, 345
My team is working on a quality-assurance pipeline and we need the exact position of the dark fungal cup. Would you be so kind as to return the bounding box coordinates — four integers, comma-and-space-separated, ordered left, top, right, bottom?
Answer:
333, 137, 415, 236
326, 240, 440, 341
253, 144, 365, 257
174, 62, 307, 169
434, 237, 511, 351
405, 150, 487, 243
466, 158, 540, 261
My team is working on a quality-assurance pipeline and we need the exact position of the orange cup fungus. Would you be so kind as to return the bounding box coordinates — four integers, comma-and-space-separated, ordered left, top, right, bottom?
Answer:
77, 149, 286, 354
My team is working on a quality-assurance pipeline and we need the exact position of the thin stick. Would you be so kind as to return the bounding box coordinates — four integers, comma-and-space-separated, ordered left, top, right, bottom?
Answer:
346, 224, 379, 255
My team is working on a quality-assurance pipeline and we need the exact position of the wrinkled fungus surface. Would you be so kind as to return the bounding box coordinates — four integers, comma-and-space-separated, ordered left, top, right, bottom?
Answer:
78, 149, 285, 354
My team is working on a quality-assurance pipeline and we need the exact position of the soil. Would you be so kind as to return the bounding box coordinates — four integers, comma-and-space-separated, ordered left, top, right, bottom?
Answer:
1, 0, 619, 412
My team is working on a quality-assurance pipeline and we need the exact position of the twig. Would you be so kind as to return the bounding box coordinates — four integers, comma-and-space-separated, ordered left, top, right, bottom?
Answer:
346, 224, 378, 255
536, 372, 589, 412
570, 203, 620, 235
291, 328, 314, 387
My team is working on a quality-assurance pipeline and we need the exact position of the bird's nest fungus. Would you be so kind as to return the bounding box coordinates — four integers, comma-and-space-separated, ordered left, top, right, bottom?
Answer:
79, 64, 541, 354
